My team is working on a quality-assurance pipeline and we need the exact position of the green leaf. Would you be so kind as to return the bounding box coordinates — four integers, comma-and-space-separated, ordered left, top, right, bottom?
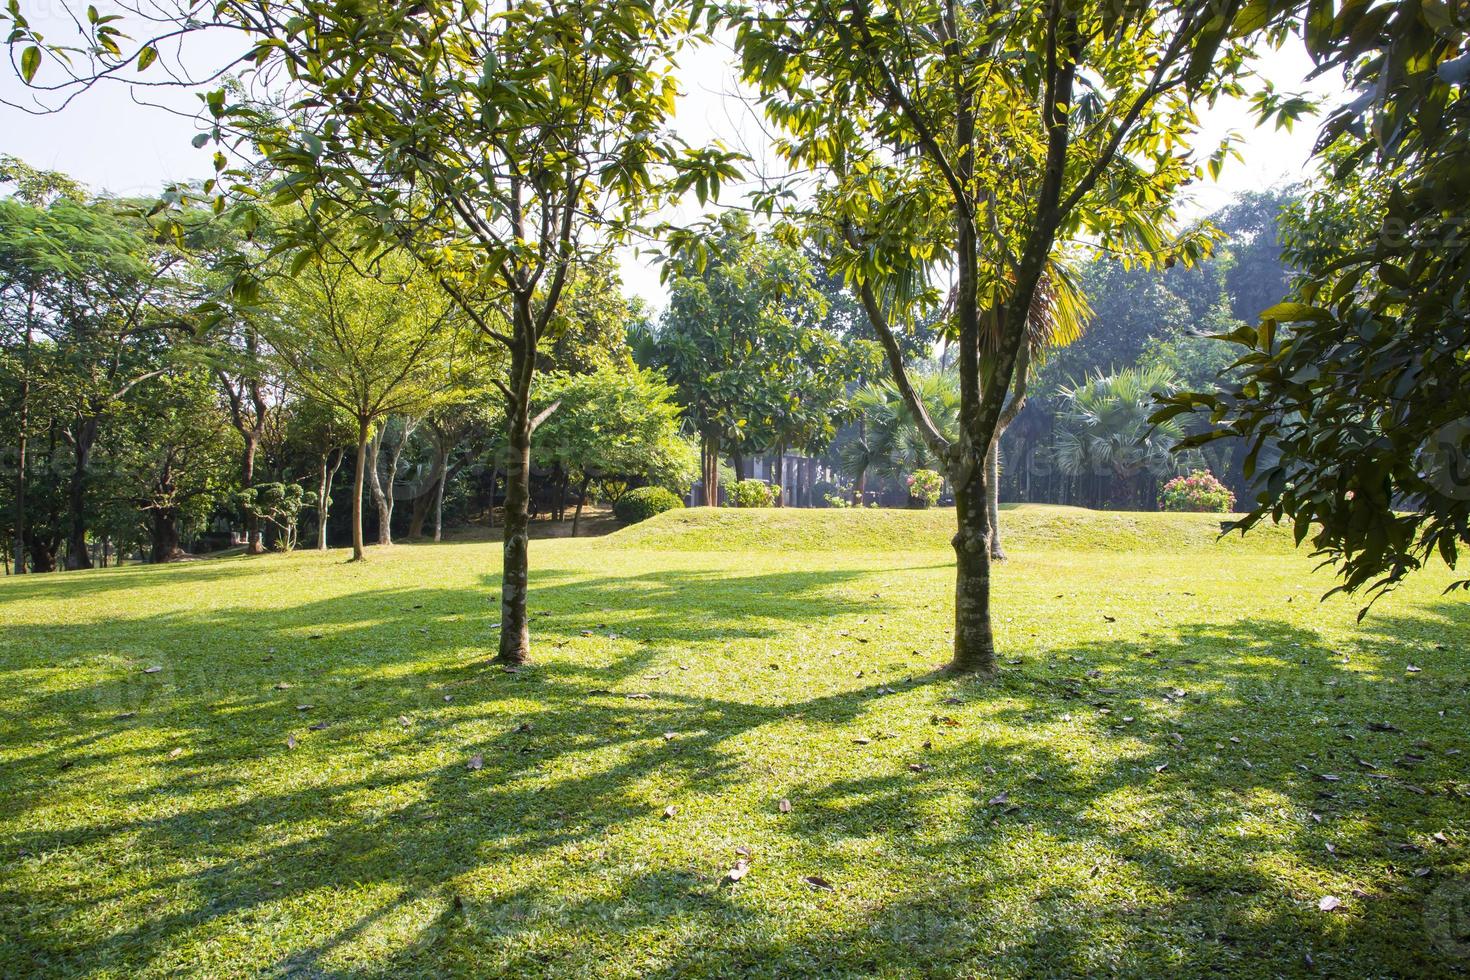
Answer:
1256, 302, 1331, 323
20, 45, 40, 84
138, 45, 158, 70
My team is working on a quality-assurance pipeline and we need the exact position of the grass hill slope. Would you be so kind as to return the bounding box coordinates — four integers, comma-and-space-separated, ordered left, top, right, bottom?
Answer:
609, 503, 1298, 553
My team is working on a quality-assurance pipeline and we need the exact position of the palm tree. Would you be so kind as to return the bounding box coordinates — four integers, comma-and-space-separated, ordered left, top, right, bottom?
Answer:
1050, 364, 1190, 508
841, 371, 960, 497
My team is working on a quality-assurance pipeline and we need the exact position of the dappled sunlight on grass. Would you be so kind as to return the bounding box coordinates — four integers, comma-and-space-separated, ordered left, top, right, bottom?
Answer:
1, 522, 1467, 976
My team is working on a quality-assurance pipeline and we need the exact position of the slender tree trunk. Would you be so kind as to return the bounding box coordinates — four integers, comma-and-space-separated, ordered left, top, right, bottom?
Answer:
987, 439, 1006, 560
350, 420, 370, 561
242, 434, 263, 554
497, 317, 536, 666
488, 465, 498, 527
366, 422, 392, 546
64, 419, 97, 570
701, 433, 720, 506
383, 416, 418, 536
571, 474, 591, 537
317, 456, 331, 551
409, 434, 446, 539
433, 462, 447, 542
316, 449, 342, 551
731, 448, 745, 483
774, 445, 786, 506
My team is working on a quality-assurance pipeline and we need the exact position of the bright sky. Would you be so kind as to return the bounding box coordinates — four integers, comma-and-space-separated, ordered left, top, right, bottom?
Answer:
0, 19, 1346, 310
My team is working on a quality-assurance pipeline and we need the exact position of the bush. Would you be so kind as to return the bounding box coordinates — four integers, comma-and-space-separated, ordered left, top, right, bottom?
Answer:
823, 492, 854, 508
1158, 469, 1236, 513
812, 480, 840, 506
613, 486, 683, 524
726, 479, 776, 508
905, 468, 944, 507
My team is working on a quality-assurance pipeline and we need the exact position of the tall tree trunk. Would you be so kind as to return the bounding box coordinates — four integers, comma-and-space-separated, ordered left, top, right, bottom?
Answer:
317, 455, 331, 551
409, 433, 447, 539
949, 196, 997, 674
382, 416, 419, 536
242, 433, 263, 554
731, 448, 745, 483
366, 422, 392, 546
316, 449, 342, 551
433, 462, 447, 542
12, 301, 33, 575
987, 439, 1006, 560
488, 465, 498, 527
350, 420, 370, 561
497, 316, 537, 666
774, 445, 786, 506
64, 419, 97, 570
571, 474, 591, 537
701, 433, 720, 506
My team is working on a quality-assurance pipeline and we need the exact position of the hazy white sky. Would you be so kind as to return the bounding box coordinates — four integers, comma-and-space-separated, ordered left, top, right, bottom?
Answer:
0, 20, 1346, 309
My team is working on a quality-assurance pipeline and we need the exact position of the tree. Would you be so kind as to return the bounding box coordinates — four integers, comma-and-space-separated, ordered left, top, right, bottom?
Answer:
186, 209, 285, 556
0, 181, 185, 569
0, 156, 87, 573
539, 255, 642, 376
1051, 365, 1189, 509
285, 398, 355, 551
656, 214, 832, 503
1157, 0, 1470, 604
261, 254, 462, 561
534, 365, 696, 534
113, 366, 234, 562
736, 0, 1282, 672
842, 372, 960, 486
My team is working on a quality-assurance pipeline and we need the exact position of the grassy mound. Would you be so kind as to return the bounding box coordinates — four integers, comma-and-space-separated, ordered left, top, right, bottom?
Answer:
610, 502, 1298, 553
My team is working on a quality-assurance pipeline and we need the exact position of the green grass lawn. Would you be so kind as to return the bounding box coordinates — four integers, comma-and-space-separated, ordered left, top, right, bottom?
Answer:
2, 506, 1467, 977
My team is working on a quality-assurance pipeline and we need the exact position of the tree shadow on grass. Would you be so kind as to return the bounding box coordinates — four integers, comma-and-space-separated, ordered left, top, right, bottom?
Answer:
2, 574, 1468, 976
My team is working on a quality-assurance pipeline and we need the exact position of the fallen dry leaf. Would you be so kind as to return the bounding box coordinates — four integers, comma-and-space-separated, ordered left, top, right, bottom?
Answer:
988, 792, 1010, 806
286, 735, 297, 750
308, 721, 328, 731
662, 805, 676, 820
725, 858, 750, 883
801, 875, 835, 891
142, 666, 162, 674
778, 798, 792, 813
1318, 895, 1342, 912
466, 753, 484, 771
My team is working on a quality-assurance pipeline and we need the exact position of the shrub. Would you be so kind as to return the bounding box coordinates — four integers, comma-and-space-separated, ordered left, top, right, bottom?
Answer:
823, 492, 854, 508
905, 468, 944, 507
1158, 469, 1236, 513
812, 480, 841, 506
613, 486, 683, 524
726, 479, 776, 508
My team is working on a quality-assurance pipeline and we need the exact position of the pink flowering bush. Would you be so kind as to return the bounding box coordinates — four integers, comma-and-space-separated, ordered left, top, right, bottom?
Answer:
905, 469, 944, 507
1158, 469, 1235, 513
